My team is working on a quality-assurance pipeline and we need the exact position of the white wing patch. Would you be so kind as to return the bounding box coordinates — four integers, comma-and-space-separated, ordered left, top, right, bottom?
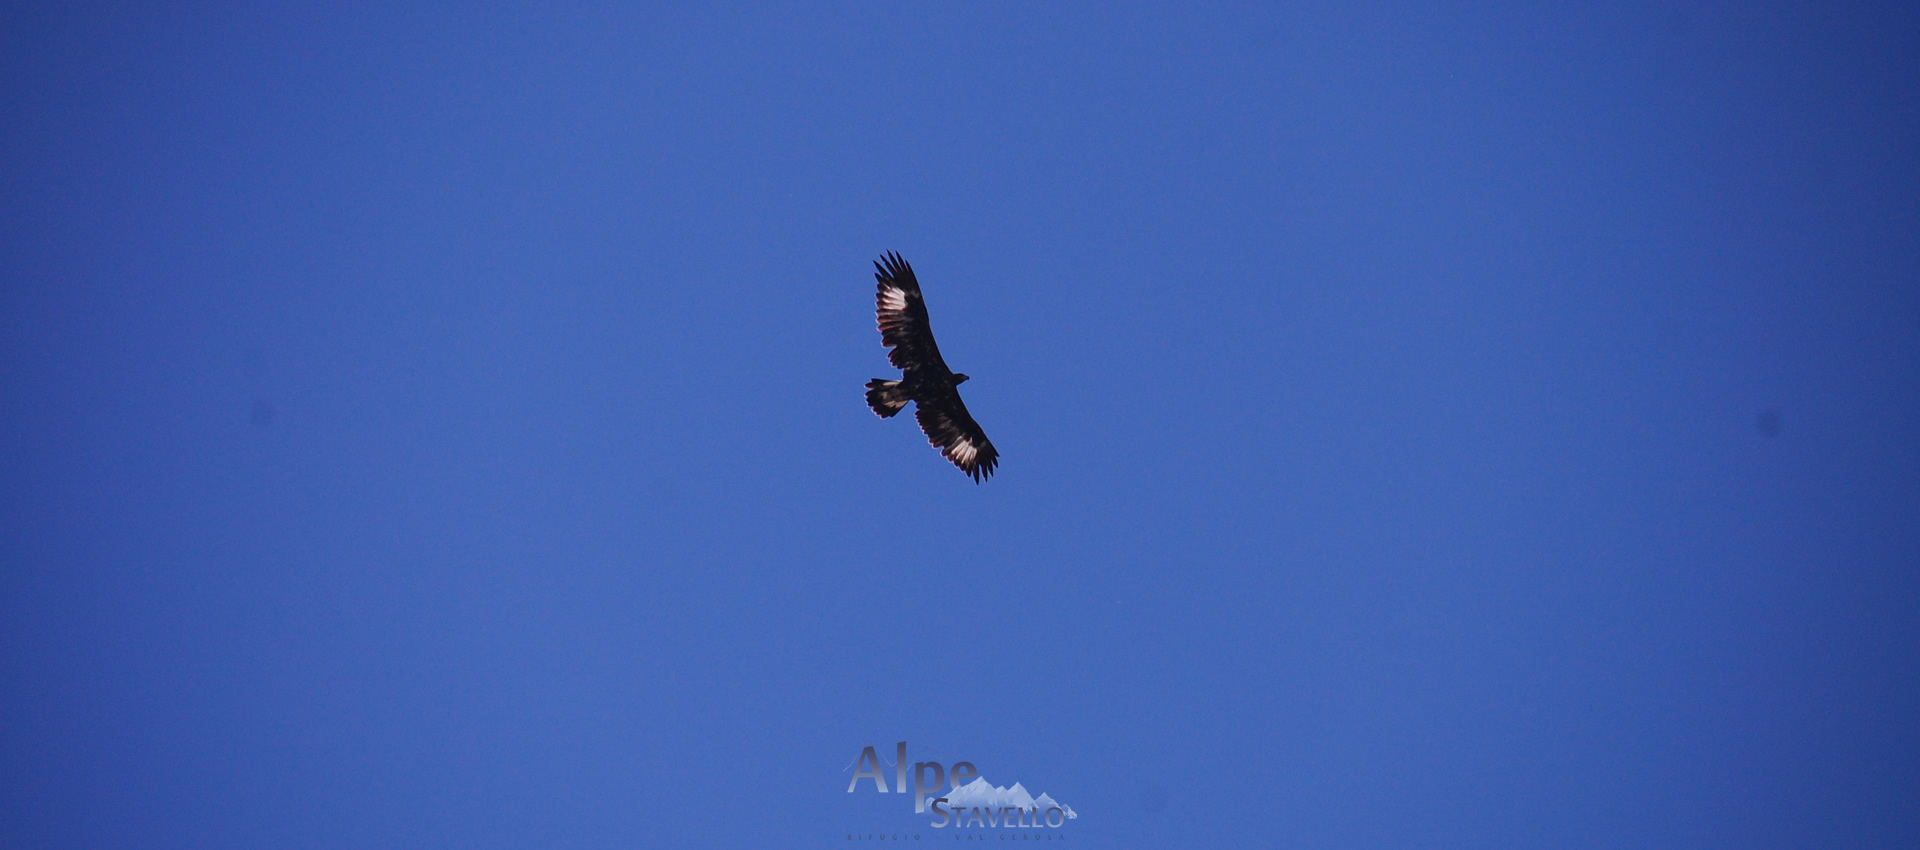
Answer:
879, 286, 909, 312
948, 439, 979, 464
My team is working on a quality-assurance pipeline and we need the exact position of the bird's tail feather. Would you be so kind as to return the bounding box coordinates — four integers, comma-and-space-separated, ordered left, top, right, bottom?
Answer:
865, 379, 909, 418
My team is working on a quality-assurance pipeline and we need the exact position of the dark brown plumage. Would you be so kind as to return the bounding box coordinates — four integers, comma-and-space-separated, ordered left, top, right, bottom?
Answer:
864, 252, 999, 482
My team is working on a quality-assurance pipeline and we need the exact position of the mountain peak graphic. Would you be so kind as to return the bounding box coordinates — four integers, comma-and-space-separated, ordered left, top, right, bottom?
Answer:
943, 777, 1076, 819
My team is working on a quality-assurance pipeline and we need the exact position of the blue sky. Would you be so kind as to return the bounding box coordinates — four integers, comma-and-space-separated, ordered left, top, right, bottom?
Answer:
3, 2, 1917, 847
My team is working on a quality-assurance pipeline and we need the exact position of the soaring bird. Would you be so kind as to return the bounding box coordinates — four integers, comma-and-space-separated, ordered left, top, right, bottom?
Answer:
864, 252, 999, 482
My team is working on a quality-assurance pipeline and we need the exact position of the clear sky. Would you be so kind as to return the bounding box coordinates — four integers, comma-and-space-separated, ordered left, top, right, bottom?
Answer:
3, 2, 1917, 847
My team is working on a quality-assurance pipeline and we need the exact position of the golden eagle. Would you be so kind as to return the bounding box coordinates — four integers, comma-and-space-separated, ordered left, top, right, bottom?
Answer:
864, 252, 999, 482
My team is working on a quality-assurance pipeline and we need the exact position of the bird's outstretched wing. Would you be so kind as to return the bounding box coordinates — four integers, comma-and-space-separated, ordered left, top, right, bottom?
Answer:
914, 389, 998, 482
874, 251, 949, 374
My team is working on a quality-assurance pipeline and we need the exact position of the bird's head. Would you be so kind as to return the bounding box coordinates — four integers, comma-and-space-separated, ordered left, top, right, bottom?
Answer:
952, 373, 971, 384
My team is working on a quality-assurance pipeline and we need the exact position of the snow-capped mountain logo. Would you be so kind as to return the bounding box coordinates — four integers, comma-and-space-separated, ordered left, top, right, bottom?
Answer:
844, 741, 1078, 830
935, 777, 1077, 828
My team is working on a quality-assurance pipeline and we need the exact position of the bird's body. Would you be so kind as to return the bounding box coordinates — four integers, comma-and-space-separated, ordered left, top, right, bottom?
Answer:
865, 252, 998, 482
